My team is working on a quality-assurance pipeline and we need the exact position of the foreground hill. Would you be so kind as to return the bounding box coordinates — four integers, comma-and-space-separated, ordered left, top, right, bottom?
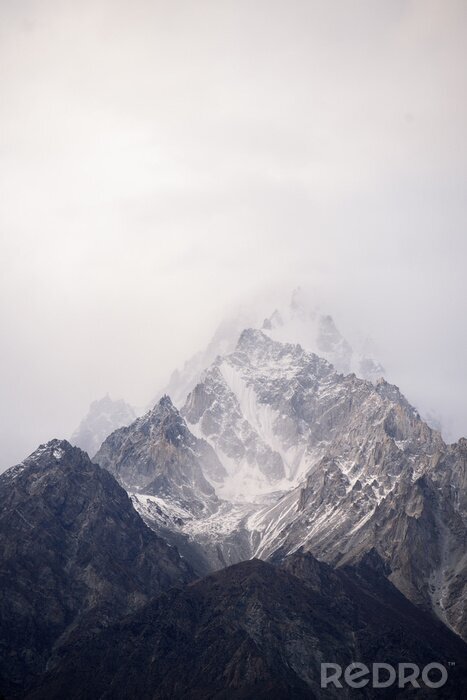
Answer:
25, 555, 467, 699
0, 440, 193, 698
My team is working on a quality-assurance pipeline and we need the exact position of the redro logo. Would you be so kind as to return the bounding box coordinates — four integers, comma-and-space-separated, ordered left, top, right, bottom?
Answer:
321, 662, 448, 689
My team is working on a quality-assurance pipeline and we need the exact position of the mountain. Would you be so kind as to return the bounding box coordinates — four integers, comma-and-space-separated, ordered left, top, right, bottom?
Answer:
2, 307, 466, 698
70, 394, 136, 457
94, 396, 233, 573
179, 329, 467, 639
23, 555, 467, 699
94, 396, 225, 515
182, 328, 429, 502
154, 288, 384, 410
100, 327, 465, 640
126, 328, 389, 576
0, 439, 193, 698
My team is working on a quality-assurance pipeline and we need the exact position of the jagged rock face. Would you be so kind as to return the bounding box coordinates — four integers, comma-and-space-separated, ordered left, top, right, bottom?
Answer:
0, 440, 193, 698
183, 328, 338, 500
247, 423, 467, 639
22, 556, 467, 700
265, 467, 467, 638
70, 394, 136, 457
435, 437, 467, 519
183, 329, 435, 503
359, 474, 467, 640
426, 442, 467, 639
183, 365, 287, 500
94, 396, 225, 518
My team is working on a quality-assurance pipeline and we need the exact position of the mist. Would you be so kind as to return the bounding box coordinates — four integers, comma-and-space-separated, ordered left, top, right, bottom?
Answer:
1, 0, 466, 469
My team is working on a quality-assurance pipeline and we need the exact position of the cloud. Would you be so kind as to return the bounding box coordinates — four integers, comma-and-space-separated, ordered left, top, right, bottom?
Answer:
0, 0, 466, 467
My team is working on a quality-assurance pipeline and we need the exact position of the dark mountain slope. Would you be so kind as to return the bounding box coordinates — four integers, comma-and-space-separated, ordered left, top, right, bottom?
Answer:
26, 556, 467, 700
0, 440, 194, 698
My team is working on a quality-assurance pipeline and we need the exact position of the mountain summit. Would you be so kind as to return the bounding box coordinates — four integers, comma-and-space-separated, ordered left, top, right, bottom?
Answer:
153, 289, 385, 410
94, 395, 225, 516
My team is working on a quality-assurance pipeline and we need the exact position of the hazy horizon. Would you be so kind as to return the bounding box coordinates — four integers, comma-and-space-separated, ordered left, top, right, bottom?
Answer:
1, 0, 466, 469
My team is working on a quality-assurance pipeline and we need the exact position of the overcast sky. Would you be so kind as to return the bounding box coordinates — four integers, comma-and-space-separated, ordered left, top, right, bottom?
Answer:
1, 0, 466, 469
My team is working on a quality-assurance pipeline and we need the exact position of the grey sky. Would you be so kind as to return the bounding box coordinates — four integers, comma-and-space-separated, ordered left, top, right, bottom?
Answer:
1, 0, 466, 469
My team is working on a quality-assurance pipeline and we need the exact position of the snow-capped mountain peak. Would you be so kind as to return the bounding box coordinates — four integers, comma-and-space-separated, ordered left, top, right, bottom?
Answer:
152, 288, 385, 411
183, 329, 390, 505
